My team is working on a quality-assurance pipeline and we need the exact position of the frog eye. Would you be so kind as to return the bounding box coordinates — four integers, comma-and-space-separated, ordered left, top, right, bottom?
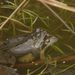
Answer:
45, 39, 50, 44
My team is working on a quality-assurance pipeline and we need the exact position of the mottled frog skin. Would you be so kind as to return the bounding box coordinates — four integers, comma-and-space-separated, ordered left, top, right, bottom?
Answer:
0, 28, 58, 60
9, 28, 58, 56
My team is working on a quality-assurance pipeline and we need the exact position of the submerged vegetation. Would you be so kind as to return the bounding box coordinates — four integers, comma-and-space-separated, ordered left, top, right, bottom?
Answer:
0, 0, 75, 75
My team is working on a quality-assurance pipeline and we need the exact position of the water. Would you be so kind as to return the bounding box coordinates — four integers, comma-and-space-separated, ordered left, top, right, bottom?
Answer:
0, 0, 75, 75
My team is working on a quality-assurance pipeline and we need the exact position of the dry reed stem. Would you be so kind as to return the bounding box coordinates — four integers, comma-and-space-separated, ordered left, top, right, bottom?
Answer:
38, 0, 75, 13
37, 0, 75, 34
0, 0, 30, 30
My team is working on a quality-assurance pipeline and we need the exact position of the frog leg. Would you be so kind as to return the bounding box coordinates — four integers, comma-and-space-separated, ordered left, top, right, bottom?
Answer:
40, 49, 46, 61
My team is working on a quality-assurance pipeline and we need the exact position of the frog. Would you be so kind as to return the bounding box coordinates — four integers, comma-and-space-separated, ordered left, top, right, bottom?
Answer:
9, 28, 58, 62
9, 28, 58, 55
0, 28, 58, 63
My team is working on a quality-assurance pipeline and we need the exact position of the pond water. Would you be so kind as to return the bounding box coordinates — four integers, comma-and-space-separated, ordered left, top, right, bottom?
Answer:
0, 0, 75, 75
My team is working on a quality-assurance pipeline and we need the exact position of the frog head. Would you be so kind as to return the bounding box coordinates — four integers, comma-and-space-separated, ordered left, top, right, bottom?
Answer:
32, 28, 58, 49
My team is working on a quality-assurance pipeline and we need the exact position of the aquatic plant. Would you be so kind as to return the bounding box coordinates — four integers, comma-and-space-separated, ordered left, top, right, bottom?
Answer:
0, 0, 75, 75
